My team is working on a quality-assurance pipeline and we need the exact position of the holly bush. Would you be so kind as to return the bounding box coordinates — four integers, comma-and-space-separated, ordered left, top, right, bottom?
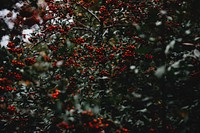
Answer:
1, 0, 200, 132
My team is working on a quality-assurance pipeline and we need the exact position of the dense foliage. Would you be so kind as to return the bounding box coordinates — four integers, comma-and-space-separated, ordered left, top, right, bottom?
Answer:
1, 0, 200, 132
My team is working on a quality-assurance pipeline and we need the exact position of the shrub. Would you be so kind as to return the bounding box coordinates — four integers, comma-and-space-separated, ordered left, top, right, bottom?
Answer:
1, 0, 200, 132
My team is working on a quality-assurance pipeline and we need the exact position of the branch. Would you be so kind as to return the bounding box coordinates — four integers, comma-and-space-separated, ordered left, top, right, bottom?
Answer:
73, 20, 96, 35
70, 27, 96, 35
103, 24, 131, 29
76, 2, 100, 23
25, 32, 56, 51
